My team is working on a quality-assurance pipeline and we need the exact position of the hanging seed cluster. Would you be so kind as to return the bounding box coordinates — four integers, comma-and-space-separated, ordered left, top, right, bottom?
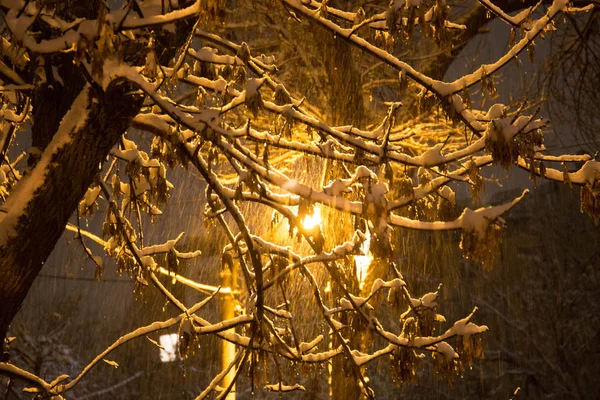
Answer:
580, 180, 600, 224
460, 218, 504, 268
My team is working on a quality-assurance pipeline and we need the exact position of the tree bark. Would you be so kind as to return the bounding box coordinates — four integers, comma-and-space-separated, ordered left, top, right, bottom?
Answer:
0, 2, 195, 342
0, 81, 143, 342
315, 4, 366, 396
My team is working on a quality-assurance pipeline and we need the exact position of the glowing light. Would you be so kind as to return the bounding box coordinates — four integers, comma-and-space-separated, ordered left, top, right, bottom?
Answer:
159, 333, 179, 362
355, 230, 372, 290
302, 206, 321, 230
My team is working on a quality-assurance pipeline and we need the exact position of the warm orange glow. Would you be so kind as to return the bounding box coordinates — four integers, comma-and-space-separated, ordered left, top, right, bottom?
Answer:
302, 206, 321, 230
355, 230, 372, 290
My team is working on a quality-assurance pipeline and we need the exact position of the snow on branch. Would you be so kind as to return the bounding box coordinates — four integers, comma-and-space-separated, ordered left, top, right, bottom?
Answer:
1, 0, 597, 397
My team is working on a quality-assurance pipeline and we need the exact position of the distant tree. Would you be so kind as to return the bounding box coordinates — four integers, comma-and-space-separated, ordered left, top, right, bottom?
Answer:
0, 0, 598, 398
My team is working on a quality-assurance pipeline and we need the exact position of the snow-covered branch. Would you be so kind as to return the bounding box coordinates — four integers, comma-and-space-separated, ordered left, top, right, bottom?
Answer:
1, 0, 598, 397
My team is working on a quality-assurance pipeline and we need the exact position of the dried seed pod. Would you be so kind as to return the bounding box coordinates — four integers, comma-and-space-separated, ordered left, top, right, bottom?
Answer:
580, 181, 600, 224
563, 163, 572, 187
396, 173, 414, 199
246, 87, 264, 118
432, 350, 458, 385
273, 84, 292, 106
455, 333, 485, 368
391, 346, 421, 384
238, 42, 251, 64
178, 318, 196, 359
467, 162, 484, 203
142, 36, 158, 81
485, 120, 517, 169
460, 210, 504, 267
386, 4, 401, 37
354, 7, 366, 25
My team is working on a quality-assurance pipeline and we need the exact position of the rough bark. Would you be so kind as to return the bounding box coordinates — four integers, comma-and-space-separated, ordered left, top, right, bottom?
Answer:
0, 2, 195, 342
0, 81, 143, 342
321, 33, 366, 127
314, 4, 366, 397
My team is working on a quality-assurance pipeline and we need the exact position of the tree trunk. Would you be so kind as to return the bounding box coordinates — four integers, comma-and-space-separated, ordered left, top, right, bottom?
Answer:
320, 27, 365, 127
0, 2, 195, 343
0, 81, 143, 342
315, 21, 367, 400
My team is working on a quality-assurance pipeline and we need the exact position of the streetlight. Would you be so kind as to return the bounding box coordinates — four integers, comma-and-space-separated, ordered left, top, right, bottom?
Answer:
354, 230, 373, 291
301, 206, 321, 231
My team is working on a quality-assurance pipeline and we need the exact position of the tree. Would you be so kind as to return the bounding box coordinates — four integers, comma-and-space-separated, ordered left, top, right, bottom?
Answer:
0, 0, 598, 398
